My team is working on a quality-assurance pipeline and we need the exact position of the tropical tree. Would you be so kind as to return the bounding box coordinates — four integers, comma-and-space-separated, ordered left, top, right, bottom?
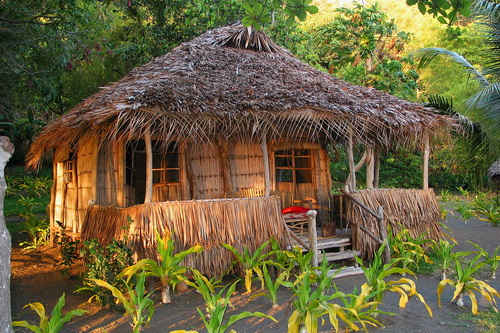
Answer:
418, 0, 500, 133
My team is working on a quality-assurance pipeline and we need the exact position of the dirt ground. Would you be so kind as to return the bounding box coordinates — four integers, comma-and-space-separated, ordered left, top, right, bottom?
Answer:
10, 211, 500, 333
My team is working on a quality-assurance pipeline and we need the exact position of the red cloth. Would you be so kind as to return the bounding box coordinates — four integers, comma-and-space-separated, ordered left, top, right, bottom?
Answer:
282, 206, 309, 214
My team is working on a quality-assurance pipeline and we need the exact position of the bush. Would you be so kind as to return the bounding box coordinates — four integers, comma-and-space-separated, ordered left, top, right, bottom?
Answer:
77, 239, 134, 306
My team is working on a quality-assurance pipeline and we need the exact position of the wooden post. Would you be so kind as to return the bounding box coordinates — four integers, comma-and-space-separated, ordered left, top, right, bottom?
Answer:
144, 128, 153, 203
217, 140, 232, 197
346, 127, 356, 192
423, 132, 430, 190
307, 210, 318, 267
261, 135, 271, 197
374, 148, 380, 188
366, 145, 374, 189
376, 206, 391, 264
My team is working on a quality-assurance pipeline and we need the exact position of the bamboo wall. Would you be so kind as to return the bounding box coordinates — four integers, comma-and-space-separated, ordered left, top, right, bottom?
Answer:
53, 138, 334, 239
81, 196, 288, 277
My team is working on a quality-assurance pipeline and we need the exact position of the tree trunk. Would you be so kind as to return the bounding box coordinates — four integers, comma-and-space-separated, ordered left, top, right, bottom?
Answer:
0, 137, 14, 333
366, 145, 374, 189
374, 148, 380, 188
423, 133, 430, 190
346, 128, 356, 192
144, 128, 153, 203
161, 284, 171, 304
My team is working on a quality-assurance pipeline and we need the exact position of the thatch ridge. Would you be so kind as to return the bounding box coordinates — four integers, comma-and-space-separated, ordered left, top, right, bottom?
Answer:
80, 196, 288, 277
28, 24, 453, 168
346, 188, 443, 259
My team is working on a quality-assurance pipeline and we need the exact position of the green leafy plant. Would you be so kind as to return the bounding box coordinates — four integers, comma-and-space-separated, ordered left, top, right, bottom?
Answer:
262, 263, 288, 308
12, 293, 86, 333
437, 255, 500, 314
286, 258, 359, 333
77, 238, 134, 306
172, 278, 276, 333
91, 273, 155, 333
121, 232, 202, 304
357, 244, 433, 317
431, 239, 471, 280
55, 227, 80, 271
469, 242, 500, 280
17, 195, 49, 250
389, 228, 433, 273
184, 268, 223, 315
222, 241, 275, 294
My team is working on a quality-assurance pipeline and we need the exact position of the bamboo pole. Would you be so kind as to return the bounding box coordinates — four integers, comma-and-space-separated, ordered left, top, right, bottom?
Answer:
144, 128, 153, 203
423, 132, 430, 190
374, 148, 380, 188
307, 210, 318, 267
366, 145, 374, 189
346, 127, 356, 192
261, 135, 271, 197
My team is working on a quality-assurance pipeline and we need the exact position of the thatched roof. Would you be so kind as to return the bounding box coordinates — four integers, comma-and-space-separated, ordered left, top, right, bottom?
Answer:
488, 159, 500, 179
28, 24, 453, 168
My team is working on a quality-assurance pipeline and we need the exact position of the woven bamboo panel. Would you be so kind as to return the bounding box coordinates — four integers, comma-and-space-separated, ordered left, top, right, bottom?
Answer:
81, 196, 288, 277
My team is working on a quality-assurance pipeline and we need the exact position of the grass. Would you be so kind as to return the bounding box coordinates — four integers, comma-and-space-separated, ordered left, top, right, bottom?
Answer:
460, 310, 500, 333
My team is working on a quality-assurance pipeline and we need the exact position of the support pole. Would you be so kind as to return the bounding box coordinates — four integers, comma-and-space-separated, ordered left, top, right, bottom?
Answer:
346, 127, 356, 192
366, 145, 374, 189
377, 206, 391, 264
307, 210, 318, 267
261, 135, 271, 197
374, 148, 380, 188
144, 128, 153, 203
423, 132, 430, 190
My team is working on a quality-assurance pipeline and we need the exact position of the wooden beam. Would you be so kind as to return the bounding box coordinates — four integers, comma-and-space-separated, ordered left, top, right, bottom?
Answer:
261, 135, 271, 197
374, 147, 380, 188
346, 127, 356, 192
366, 145, 374, 189
307, 210, 318, 267
217, 140, 232, 196
377, 206, 391, 264
423, 132, 430, 190
144, 128, 153, 203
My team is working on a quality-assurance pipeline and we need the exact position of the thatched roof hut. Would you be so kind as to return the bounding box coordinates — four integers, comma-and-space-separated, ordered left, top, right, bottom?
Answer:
28, 24, 452, 272
28, 24, 452, 168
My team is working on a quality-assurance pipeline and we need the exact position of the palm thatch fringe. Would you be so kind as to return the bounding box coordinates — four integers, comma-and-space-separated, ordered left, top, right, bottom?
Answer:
346, 189, 443, 259
81, 196, 287, 277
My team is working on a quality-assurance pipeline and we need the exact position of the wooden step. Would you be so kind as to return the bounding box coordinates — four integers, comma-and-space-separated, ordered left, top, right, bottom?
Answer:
328, 266, 364, 279
289, 237, 350, 250
323, 250, 360, 262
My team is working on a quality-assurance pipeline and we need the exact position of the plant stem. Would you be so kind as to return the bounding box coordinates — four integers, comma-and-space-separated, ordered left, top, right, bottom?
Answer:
162, 285, 171, 304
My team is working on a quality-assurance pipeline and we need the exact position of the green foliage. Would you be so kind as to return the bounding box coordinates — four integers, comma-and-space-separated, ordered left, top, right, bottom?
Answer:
12, 293, 86, 333
430, 239, 471, 280
437, 254, 500, 314
172, 276, 276, 333
222, 241, 275, 294
185, 269, 223, 315
77, 238, 134, 306
91, 273, 155, 333
120, 232, 202, 304
456, 193, 500, 226
459, 309, 500, 333
55, 228, 80, 270
404, 0, 472, 25
357, 244, 433, 317
309, 4, 418, 100
468, 241, 500, 280
389, 228, 433, 273
262, 263, 288, 307
17, 195, 49, 250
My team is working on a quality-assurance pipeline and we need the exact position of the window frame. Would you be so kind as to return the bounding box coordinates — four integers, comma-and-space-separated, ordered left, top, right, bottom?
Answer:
275, 148, 313, 184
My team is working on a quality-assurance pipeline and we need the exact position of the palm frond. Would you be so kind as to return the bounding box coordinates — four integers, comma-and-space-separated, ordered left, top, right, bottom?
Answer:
425, 95, 476, 131
473, 0, 500, 17
467, 82, 500, 122
416, 48, 489, 87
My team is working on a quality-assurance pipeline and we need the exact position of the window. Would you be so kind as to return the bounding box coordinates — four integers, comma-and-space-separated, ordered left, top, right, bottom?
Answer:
275, 149, 313, 184
63, 160, 73, 183
152, 143, 180, 184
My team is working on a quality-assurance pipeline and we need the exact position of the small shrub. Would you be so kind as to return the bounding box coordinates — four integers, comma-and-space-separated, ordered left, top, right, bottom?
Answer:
55, 228, 80, 270
17, 195, 49, 250
77, 238, 134, 306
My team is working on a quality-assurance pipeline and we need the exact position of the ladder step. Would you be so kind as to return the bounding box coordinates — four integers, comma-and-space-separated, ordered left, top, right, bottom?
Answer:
324, 250, 360, 262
